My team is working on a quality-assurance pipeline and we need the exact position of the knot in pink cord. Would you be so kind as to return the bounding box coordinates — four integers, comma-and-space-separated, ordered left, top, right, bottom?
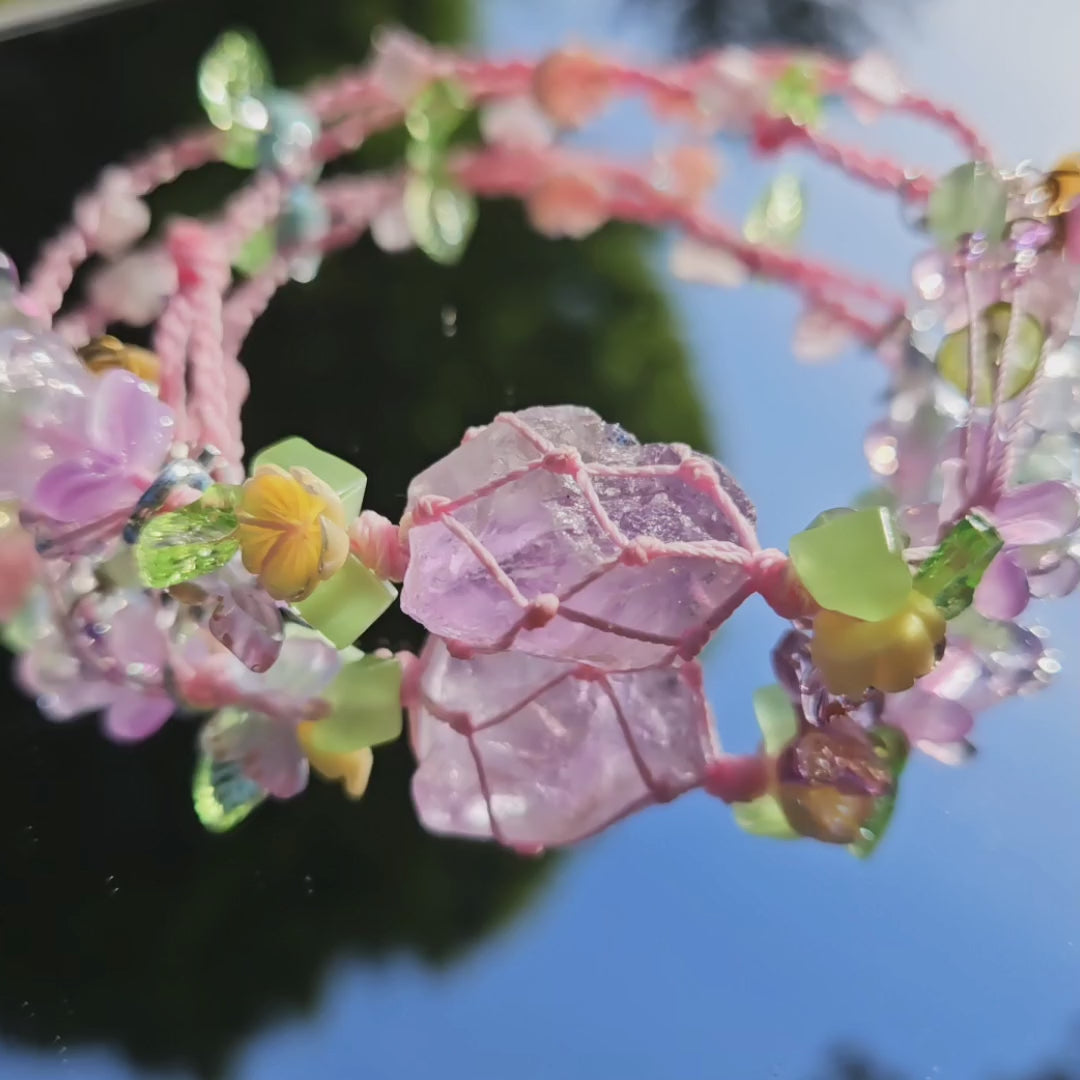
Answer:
542, 448, 583, 475
522, 592, 559, 628
410, 494, 451, 526
349, 510, 410, 582
619, 537, 658, 566
749, 547, 817, 620
704, 755, 770, 804
166, 218, 230, 293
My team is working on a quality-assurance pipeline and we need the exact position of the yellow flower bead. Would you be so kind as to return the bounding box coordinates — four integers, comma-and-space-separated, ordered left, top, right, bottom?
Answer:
235, 464, 349, 602
810, 589, 946, 698
1048, 153, 1080, 216
78, 335, 161, 386
296, 722, 373, 798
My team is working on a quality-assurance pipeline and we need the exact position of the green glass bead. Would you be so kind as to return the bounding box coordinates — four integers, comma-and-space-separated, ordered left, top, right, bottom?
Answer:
752, 684, 799, 755
403, 173, 477, 266
935, 302, 1045, 407
304, 653, 403, 755
744, 174, 805, 248
788, 506, 913, 621
293, 554, 397, 649
733, 794, 799, 840
913, 513, 1003, 618
405, 79, 470, 154
233, 226, 275, 277
926, 162, 1008, 248
197, 29, 272, 133
252, 437, 367, 521
847, 727, 908, 858
193, 747, 265, 833
770, 63, 822, 128
135, 485, 240, 589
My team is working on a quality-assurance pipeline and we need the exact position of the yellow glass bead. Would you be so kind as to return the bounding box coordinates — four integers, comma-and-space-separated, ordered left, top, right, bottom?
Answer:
810, 589, 946, 697
1048, 154, 1080, 216
235, 464, 349, 602
78, 335, 161, 386
296, 722, 373, 799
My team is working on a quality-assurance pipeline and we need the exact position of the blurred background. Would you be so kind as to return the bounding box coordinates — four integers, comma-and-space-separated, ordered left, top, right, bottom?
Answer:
0, 0, 1078, 1077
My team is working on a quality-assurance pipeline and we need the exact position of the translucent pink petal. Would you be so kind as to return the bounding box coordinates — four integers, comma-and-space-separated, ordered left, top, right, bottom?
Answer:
208, 580, 284, 674
974, 551, 1030, 620
884, 687, 974, 745
899, 503, 940, 548
16, 639, 114, 720
201, 709, 308, 799
89, 369, 174, 471
993, 482, 1080, 545
104, 692, 174, 742
1029, 555, 1080, 599
32, 459, 138, 524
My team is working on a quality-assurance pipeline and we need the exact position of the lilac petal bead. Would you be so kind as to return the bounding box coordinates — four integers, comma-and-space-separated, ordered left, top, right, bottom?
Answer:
409, 637, 721, 849
883, 687, 973, 745
200, 707, 309, 800
104, 691, 175, 742
197, 562, 284, 673
991, 481, 1080, 545
401, 406, 758, 669
974, 550, 1030, 620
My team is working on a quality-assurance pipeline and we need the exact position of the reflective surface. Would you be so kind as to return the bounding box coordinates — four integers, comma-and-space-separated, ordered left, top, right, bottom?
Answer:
1, 0, 1079, 1077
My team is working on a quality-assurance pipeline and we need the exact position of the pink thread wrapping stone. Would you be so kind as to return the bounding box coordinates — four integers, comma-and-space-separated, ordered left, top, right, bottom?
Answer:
409, 636, 721, 849
399, 406, 759, 670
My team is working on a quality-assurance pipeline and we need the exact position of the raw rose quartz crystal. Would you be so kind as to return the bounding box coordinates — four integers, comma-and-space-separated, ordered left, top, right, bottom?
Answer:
400, 406, 761, 671
408, 636, 754, 850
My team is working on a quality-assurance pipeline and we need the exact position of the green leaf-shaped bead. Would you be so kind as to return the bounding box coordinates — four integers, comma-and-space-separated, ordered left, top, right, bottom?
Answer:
135, 485, 240, 590
744, 174, 805, 248
405, 79, 470, 153
935, 302, 1045, 407
913, 513, 1003, 618
848, 727, 908, 858
305, 653, 403, 755
733, 795, 799, 840
770, 63, 822, 128
192, 751, 266, 833
788, 506, 913, 621
752, 684, 799, 756
403, 173, 477, 266
926, 162, 1008, 248
197, 29, 272, 133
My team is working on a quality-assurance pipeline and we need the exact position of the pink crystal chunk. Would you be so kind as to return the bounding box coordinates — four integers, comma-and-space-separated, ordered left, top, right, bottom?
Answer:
400, 406, 759, 669
409, 637, 722, 849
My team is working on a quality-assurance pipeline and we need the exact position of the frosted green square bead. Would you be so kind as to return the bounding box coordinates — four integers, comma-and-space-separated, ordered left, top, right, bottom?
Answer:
294, 554, 396, 649
913, 513, 1003, 619
788, 506, 912, 621
305, 653, 403, 754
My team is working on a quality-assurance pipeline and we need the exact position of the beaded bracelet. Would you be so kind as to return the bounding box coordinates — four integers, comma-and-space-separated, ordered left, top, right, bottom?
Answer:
2, 26, 1078, 855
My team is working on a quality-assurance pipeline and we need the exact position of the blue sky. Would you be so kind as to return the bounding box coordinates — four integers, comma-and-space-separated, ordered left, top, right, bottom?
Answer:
4, 0, 1080, 1077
